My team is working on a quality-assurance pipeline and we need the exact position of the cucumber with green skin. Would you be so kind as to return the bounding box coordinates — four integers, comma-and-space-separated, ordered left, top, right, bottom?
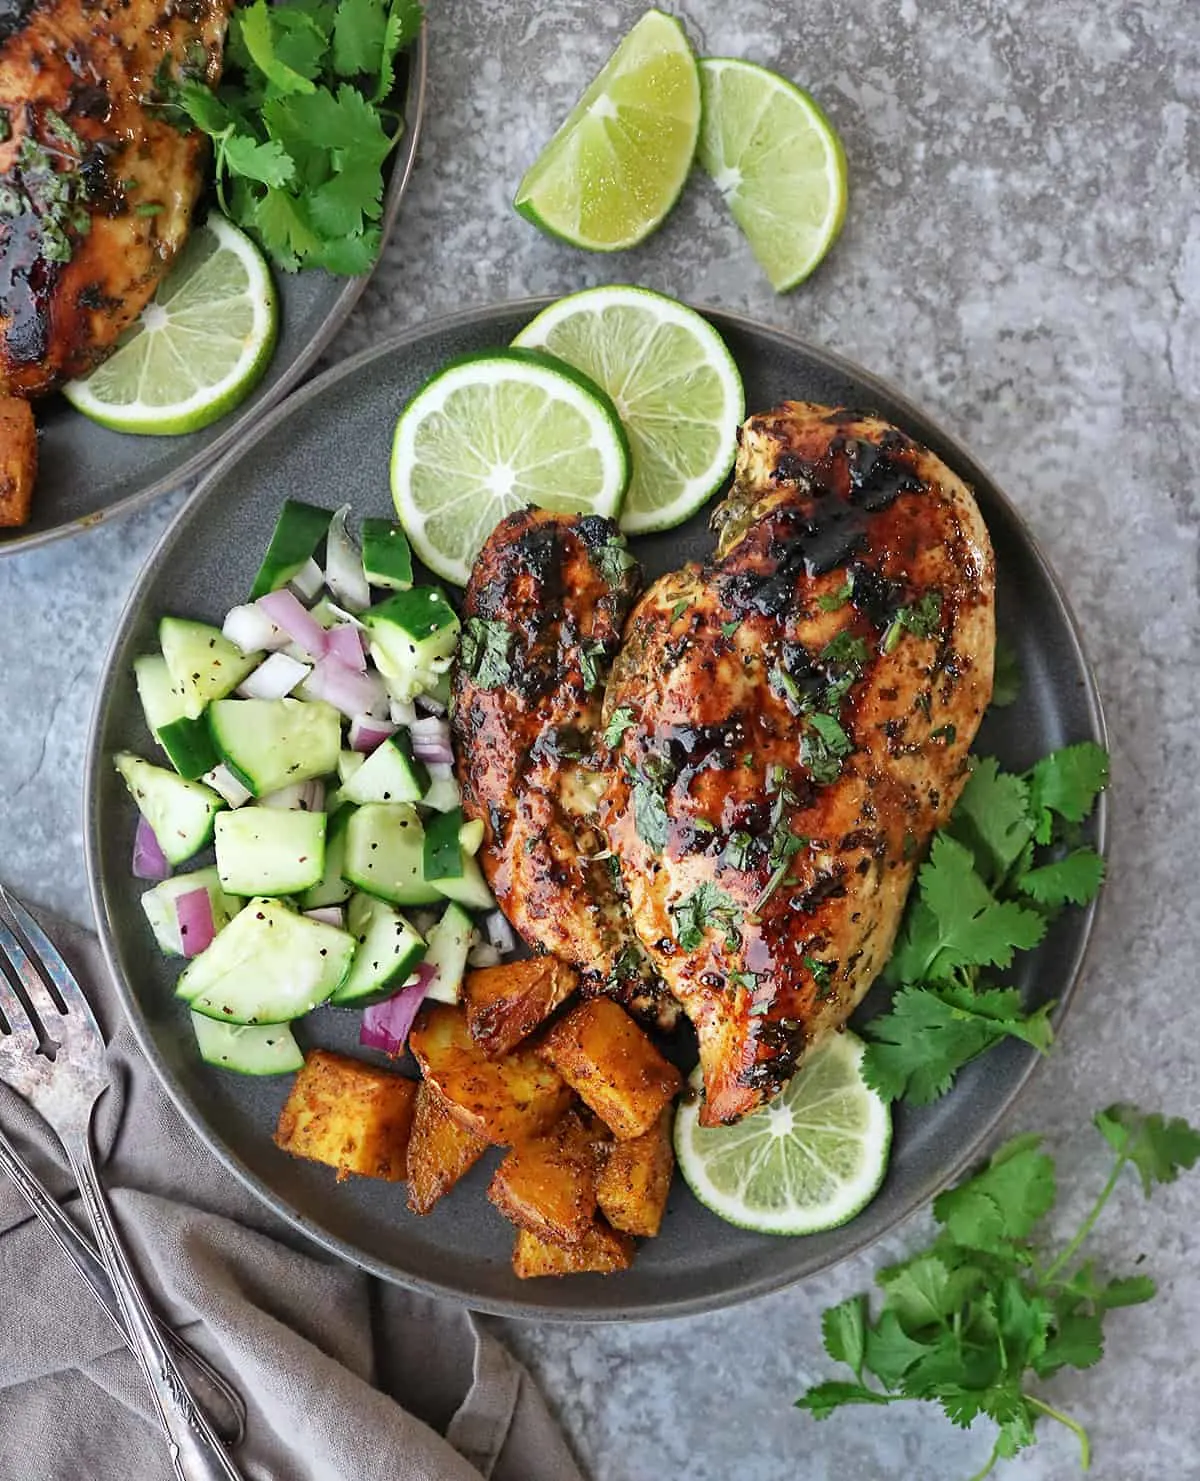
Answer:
421, 902, 473, 1005
134, 654, 219, 780
298, 805, 354, 909
191, 1014, 304, 1075
250, 500, 333, 600
341, 733, 429, 806
141, 868, 242, 956
343, 802, 442, 906
208, 697, 341, 797
330, 893, 426, 1007
214, 807, 327, 896
159, 617, 260, 720
115, 752, 223, 866
361, 519, 414, 591
364, 587, 459, 703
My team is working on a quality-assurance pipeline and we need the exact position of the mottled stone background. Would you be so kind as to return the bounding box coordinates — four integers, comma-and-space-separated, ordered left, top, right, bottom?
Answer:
1, 1, 1196, 1476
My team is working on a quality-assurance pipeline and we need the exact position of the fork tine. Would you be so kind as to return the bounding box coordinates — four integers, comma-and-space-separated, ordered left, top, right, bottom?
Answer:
0, 930, 40, 1045
0, 912, 64, 1034
0, 887, 98, 1033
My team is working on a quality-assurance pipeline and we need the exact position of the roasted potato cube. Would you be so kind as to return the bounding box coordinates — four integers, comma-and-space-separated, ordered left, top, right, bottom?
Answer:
488, 1112, 598, 1244
274, 1049, 417, 1182
596, 1107, 674, 1236
409, 1003, 572, 1145
0, 397, 36, 529
540, 998, 682, 1140
464, 956, 578, 1057
512, 1221, 635, 1279
406, 1082, 489, 1215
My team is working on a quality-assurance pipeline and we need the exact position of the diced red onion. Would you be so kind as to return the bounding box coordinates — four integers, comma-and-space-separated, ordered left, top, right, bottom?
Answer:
256, 589, 329, 659
325, 624, 366, 671
415, 691, 447, 716
467, 942, 502, 969
410, 715, 454, 766
203, 765, 252, 808
222, 603, 287, 655
174, 887, 216, 958
349, 714, 396, 753
288, 557, 324, 602
485, 910, 518, 955
324, 506, 371, 613
132, 816, 171, 881
236, 651, 311, 700
262, 779, 325, 812
304, 906, 345, 928
359, 962, 438, 1055
301, 655, 387, 720
388, 696, 417, 727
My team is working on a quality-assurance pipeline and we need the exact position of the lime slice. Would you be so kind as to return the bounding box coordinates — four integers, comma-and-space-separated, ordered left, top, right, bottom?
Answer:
390, 348, 631, 586
513, 285, 745, 535
675, 1030, 891, 1235
64, 214, 277, 435
697, 58, 848, 292
513, 9, 701, 252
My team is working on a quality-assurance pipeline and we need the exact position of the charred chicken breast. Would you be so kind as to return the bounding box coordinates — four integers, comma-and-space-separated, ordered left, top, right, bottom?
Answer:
602, 403, 995, 1124
0, 0, 231, 398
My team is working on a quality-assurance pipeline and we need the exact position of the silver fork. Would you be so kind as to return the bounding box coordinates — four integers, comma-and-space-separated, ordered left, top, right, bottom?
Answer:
0, 887, 247, 1481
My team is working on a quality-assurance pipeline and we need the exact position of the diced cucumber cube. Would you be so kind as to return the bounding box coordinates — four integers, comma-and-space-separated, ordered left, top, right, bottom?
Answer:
214, 808, 327, 896
337, 750, 366, 784
141, 868, 242, 957
459, 817, 485, 855
340, 733, 429, 806
329, 893, 425, 1007
421, 903, 473, 1005
190, 1014, 304, 1075
160, 617, 261, 720
134, 654, 219, 779
364, 587, 460, 702
208, 697, 341, 797
298, 806, 353, 909
423, 807, 465, 881
361, 519, 413, 591
179, 898, 354, 1024
114, 752, 223, 866
431, 852, 496, 912
343, 802, 442, 906
250, 500, 333, 600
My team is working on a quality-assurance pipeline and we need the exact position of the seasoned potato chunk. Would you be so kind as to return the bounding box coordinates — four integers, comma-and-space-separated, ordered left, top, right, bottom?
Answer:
409, 1003, 572, 1145
596, 1107, 674, 1236
463, 956, 579, 1057
406, 1082, 489, 1215
488, 1112, 598, 1244
539, 998, 682, 1140
512, 1221, 635, 1279
0, 397, 36, 528
274, 1049, 417, 1182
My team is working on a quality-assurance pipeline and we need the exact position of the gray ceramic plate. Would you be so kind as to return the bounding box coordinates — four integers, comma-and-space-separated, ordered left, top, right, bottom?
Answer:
0, 27, 427, 558
85, 301, 1108, 1321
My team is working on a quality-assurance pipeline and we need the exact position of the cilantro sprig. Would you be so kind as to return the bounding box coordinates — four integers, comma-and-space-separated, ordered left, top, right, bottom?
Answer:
171, 0, 422, 273
862, 742, 1109, 1105
797, 1106, 1200, 1477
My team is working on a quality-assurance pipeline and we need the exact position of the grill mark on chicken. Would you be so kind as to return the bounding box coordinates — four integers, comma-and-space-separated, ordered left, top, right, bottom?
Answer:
602, 403, 995, 1125
452, 508, 677, 1027
0, 0, 231, 398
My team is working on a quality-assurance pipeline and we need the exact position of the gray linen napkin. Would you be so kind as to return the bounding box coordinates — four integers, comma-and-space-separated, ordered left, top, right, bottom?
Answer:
0, 912, 585, 1481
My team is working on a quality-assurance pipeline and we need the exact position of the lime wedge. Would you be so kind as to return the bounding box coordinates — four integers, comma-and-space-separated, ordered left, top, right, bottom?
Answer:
514, 9, 701, 252
674, 1031, 891, 1235
390, 348, 631, 586
697, 58, 848, 292
64, 214, 277, 436
514, 286, 744, 534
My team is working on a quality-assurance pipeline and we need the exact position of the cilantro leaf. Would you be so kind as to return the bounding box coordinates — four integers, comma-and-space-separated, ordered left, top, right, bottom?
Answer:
459, 617, 513, 689
934, 1134, 1056, 1250
915, 835, 1047, 976
876, 1254, 961, 1329
177, 79, 235, 133
332, 0, 388, 76
821, 1296, 867, 1379
670, 882, 741, 952
1033, 1309, 1104, 1376
603, 707, 637, 748
590, 537, 638, 590
861, 1309, 931, 1387
377, 0, 423, 100
1027, 742, 1110, 842
991, 634, 1021, 707
948, 757, 1034, 885
794, 1381, 891, 1418
862, 983, 1054, 1104
238, 0, 318, 94
630, 767, 670, 854
222, 134, 297, 188
1094, 1104, 1200, 1195
252, 186, 323, 269
817, 578, 853, 612
1016, 847, 1105, 907
313, 226, 382, 274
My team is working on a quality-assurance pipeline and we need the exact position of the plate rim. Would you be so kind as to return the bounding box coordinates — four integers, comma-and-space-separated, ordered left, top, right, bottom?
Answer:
84, 298, 1110, 1323
0, 22, 429, 559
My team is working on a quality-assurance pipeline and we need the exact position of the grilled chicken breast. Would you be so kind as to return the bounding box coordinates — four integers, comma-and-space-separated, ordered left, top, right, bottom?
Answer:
601, 403, 995, 1124
452, 508, 674, 1024
0, 0, 231, 398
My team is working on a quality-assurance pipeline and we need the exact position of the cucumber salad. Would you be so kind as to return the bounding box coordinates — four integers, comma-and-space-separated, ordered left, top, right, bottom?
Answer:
116, 499, 518, 1077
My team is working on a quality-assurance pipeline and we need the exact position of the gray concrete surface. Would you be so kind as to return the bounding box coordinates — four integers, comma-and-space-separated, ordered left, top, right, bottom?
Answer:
1, 1, 1197, 1476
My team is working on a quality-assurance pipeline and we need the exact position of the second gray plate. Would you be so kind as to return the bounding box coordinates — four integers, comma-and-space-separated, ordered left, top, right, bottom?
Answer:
86, 300, 1107, 1321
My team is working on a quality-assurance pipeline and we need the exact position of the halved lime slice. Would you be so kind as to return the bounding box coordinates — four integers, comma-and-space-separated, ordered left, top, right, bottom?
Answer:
390, 348, 631, 586
513, 285, 745, 535
697, 58, 848, 292
514, 9, 701, 252
64, 214, 277, 435
675, 1031, 891, 1234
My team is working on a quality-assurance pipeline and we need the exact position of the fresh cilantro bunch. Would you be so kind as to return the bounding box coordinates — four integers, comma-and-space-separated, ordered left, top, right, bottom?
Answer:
860, 740, 1109, 1105
173, 0, 422, 273
797, 1106, 1200, 1478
